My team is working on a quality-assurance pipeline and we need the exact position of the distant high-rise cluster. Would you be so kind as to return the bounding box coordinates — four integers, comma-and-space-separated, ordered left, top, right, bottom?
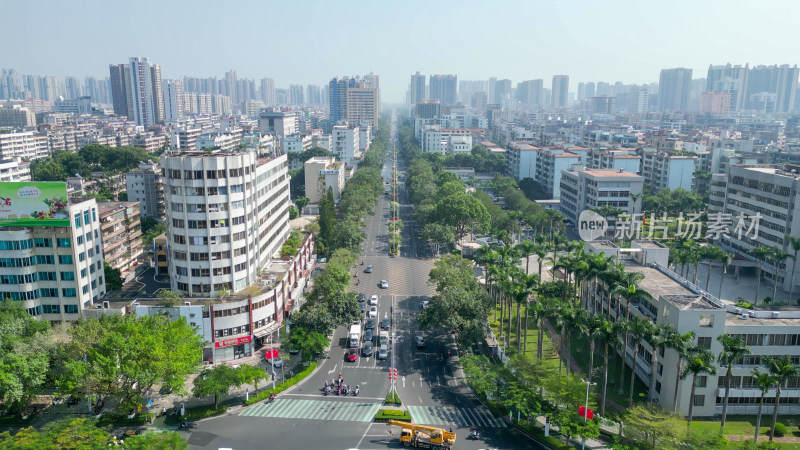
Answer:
108, 57, 165, 127
328, 74, 380, 129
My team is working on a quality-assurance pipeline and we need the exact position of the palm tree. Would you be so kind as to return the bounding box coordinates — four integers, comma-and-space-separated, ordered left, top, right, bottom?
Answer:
521, 274, 541, 354
645, 324, 673, 405
598, 318, 623, 417
752, 369, 777, 443
563, 307, 585, 377
609, 272, 648, 394
511, 274, 539, 352
768, 248, 788, 305
626, 316, 654, 407
583, 315, 606, 407
548, 301, 574, 376
666, 330, 695, 413
749, 245, 772, 304
703, 246, 724, 292
532, 242, 549, 280
717, 334, 751, 432
680, 346, 717, 429
717, 250, 733, 299
766, 356, 799, 442
785, 235, 800, 306
526, 295, 548, 356
516, 240, 536, 275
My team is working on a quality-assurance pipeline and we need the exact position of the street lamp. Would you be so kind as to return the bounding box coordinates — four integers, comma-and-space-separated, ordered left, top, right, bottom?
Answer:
581, 378, 597, 450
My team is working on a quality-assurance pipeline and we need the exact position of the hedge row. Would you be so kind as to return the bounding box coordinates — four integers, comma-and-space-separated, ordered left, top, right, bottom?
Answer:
96, 412, 155, 426
374, 409, 412, 422
244, 362, 318, 405
185, 406, 228, 421
384, 390, 402, 405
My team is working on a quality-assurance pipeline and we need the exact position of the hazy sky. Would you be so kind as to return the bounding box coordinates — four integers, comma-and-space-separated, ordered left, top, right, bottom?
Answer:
2, 0, 799, 103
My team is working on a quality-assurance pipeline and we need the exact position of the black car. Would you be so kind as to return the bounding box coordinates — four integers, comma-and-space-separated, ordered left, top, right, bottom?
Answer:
359, 302, 366, 314
358, 293, 366, 303
365, 318, 376, 330
364, 329, 374, 342
362, 341, 373, 357
380, 317, 390, 329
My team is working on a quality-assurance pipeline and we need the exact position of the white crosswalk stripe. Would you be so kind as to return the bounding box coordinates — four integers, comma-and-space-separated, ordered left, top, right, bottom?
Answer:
406, 405, 506, 428
240, 399, 381, 423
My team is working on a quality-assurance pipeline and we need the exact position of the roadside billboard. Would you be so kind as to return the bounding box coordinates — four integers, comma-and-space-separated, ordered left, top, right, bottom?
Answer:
0, 182, 70, 227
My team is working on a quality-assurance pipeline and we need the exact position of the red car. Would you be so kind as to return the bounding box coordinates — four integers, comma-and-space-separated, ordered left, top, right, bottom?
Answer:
347, 348, 358, 362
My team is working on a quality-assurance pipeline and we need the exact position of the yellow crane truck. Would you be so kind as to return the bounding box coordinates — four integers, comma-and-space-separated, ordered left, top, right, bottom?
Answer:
385, 420, 456, 449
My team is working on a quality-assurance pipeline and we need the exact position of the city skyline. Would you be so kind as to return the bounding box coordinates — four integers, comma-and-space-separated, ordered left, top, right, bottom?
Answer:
3, 0, 800, 103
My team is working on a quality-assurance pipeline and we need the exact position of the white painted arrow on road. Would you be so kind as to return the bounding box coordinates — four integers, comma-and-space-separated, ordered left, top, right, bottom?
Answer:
402, 376, 406, 388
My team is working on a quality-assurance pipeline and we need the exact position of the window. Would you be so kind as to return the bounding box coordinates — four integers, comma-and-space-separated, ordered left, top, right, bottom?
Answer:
65, 305, 78, 314
174, 234, 186, 245
89, 264, 95, 274
38, 271, 56, 281
699, 315, 714, 327
77, 235, 84, 245
74, 213, 82, 228
43, 304, 61, 314
82, 284, 89, 294
39, 288, 58, 297
173, 251, 187, 261
78, 252, 86, 262
86, 232, 92, 242
87, 248, 94, 257
80, 268, 87, 278
692, 395, 705, 407
37, 255, 54, 264
34, 238, 52, 248
58, 255, 73, 264
83, 211, 90, 226
697, 337, 712, 349
175, 266, 188, 276
62, 288, 77, 297
92, 208, 96, 222
171, 202, 184, 212
695, 376, 707, 388
60, 272, 75, 281
172, 219, 185, 228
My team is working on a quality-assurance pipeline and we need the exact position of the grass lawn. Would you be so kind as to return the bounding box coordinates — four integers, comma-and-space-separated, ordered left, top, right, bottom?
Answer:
690, 415, 800, 438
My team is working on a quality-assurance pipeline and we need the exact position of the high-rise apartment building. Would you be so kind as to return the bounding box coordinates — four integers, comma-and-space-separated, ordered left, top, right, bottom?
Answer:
122, 57, 165, 127
707, 64, 749, 112
493, 79, 511, 105
699, 92, 731, 115
746, 64, 799, 113
328, 76, 380, 129
429, 74, 457, 106
551, 75, 569, 108
163, 79, 184, 122
409, 72, 426, 105
109, 64, 130, 117
658, 68, 692, 111
289, 84, 304, 105
160, 150, 291, 297
260, 78, 275, 106
97, 201, 143, 282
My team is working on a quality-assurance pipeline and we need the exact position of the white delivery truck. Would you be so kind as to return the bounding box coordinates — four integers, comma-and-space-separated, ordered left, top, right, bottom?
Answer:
349, 324, 362, 348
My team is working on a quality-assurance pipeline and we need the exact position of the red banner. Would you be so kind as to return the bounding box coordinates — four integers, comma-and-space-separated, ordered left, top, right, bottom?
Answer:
265, 349, 280, 359
214, 336, 251, 348
578, 405, 594, 420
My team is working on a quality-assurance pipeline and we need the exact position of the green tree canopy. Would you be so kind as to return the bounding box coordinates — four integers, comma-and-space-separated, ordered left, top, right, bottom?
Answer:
0, 300, 52, 412
193, 365, 242, 409
56, 314, 204, 414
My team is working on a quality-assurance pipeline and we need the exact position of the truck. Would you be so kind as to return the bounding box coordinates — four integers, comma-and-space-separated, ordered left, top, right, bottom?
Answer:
349, 323, 361, 348
385, 420, 456, 449
379, 330, 389, 346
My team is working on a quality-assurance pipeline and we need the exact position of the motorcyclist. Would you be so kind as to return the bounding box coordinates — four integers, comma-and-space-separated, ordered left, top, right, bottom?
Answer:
269, 393, 275, 402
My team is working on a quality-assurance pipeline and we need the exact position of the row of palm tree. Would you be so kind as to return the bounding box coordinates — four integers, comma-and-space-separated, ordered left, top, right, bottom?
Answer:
481, 239, 798, 441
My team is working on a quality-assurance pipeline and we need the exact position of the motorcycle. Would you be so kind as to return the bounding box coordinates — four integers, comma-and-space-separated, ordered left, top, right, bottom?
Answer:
469, 429, 480, 440
324, 386, 331, 396
179, 420, 189, 429
353, 387, 360, 396
267, 394, 275, 404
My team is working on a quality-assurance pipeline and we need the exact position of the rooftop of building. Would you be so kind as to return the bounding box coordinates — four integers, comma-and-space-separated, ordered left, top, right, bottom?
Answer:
582, 169, 643, 179
734, 163, 800, 179
97, 201, 140, 216
508, 141, 539, 150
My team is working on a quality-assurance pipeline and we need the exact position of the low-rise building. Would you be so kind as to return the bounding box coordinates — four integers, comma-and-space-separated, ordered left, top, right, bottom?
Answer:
0, 187, 106, 322
126, 161, 165, 220
0, 104, 36, 128
0, 160, 31, 182
130, 228, 315, 363
586, 148, 641, 173
0, 131, 48, 161
582, 241, 800, 418
535, 147, 583, 199
559, 168, 644, 225
282, 133, 313, 154
332, 124, 361, 165
304, 157, 345, 204
97, 201, 143, 282
639, 149, 696, 191
505, 141, 540, 180
196, 133, 239, 152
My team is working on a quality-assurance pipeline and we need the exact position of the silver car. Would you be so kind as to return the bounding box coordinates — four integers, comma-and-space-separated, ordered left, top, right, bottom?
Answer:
377, 344, 388, 360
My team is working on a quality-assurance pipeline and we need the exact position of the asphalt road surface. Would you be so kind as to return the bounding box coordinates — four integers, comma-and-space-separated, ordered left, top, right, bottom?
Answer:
185, 113, 543, 449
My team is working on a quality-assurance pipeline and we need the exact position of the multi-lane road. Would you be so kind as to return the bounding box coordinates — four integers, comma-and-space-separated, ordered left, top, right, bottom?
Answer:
186, 113, 540, 449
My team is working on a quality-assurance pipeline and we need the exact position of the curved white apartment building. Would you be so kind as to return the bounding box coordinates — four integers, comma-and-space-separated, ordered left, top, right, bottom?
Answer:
160, 150, 290, 297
